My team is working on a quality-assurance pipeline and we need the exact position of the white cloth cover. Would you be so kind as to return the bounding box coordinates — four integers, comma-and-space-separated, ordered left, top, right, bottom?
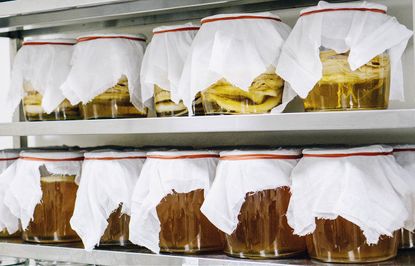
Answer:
129, 151, 218, 253
60, 34, 147, 110
70, 150, 146, 251
394, 145, 415, 173
276, 1, 413, 100
8, 39, 76, 114
178, 13, 293, 115
287, 145, 415, 245
140, 23, 199, 106
0, 150, 20, 174
201, 149, 301, 235
0, 151, 83, 234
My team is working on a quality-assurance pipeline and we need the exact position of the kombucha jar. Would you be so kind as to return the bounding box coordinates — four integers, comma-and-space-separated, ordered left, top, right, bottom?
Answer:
70, 150, 146, 251
303, 51, 390, 111
130, 151, 224, 254
392, 145, 415, 249
23, 166, 79, 243
287, 146, 414, 263
141, 24, 199, 117
307, 217, 398, 263
276, 2, 411, 112
201, 150, 305, 259
60, 34, 148, 119
1, 151, 83, 244
9, 39, 81, 121
178, 13, 291, 115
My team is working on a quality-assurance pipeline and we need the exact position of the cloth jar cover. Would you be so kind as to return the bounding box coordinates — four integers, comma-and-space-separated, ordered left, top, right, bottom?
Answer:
178, 12, 294, 115
201, 149, 301, 234
287, 145, 415, 245
276, 1, 413, 100
0, 150, 20, 174
129, 151, 219, 253
70, 150, 146, 251
140, 23, 199, 106
60, 34, 147, 110
394, 145, 415, 173
8, 39, 76, 114
0, 151, 83, 234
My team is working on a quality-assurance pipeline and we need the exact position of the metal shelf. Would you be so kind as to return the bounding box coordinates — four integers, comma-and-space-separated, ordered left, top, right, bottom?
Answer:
1, 110, 415, 146
0, 0, 353, 37
0, 241, 414, 266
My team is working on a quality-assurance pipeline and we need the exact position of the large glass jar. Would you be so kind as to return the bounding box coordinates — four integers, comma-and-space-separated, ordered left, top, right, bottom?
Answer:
307, 217, 398, 263
225, 188, 305, 259
81, 76, 148, 119
201, 73, 284, 115
23, 168, 79, 243
304, 50, 390, 111
156, 189, 224, 253
100, 206, 130, 247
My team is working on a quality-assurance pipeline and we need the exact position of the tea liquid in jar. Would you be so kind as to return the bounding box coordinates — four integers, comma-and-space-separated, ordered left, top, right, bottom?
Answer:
225, 188, 305, 259
23, 167, 79, 243
303, 50, 390, 112
156, 189, 224, 253
307, 217, 398, 263
100, 206, 131, 247
81, 76, 148, 119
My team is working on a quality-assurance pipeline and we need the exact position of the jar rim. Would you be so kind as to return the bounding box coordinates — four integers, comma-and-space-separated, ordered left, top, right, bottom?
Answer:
201, 12, 281, 24
146, 150, 218, 159
19, 151, 84, 161
153, 23, 200, 34
77, 33, 147, 43
300, 2, 387, 17
23, 38, 76, 46
84, 150, 146, 160
303, 145, 393, 157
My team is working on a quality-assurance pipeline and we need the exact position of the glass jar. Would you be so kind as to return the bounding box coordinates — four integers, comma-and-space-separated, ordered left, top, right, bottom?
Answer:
156, 189, 224, 253
201, 73, 284, 115
23, 169, 79, 243
100, 206, 130, 247
399, 229, 415, 249
225, 187, 305, 259
304, 50, 390, 111
307, 217, 398, 263
23, 88, 81, 121
80, 76, 148, 119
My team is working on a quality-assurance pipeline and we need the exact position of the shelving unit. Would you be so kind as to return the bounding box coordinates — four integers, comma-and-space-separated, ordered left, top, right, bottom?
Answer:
0, 0, 414, 265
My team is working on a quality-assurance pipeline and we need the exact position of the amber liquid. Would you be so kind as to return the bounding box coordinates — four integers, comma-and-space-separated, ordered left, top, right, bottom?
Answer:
100, 206, 131, 246
225, 188, 305, 259
307, 217, 398, 263
23, 175, 80, 243
81, 78, 148, 119
399, 229, 415, 249
156, 189, 224, 253
201, 73, 284, 115
304, 51, 390, 112
23, 91, 81, 121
